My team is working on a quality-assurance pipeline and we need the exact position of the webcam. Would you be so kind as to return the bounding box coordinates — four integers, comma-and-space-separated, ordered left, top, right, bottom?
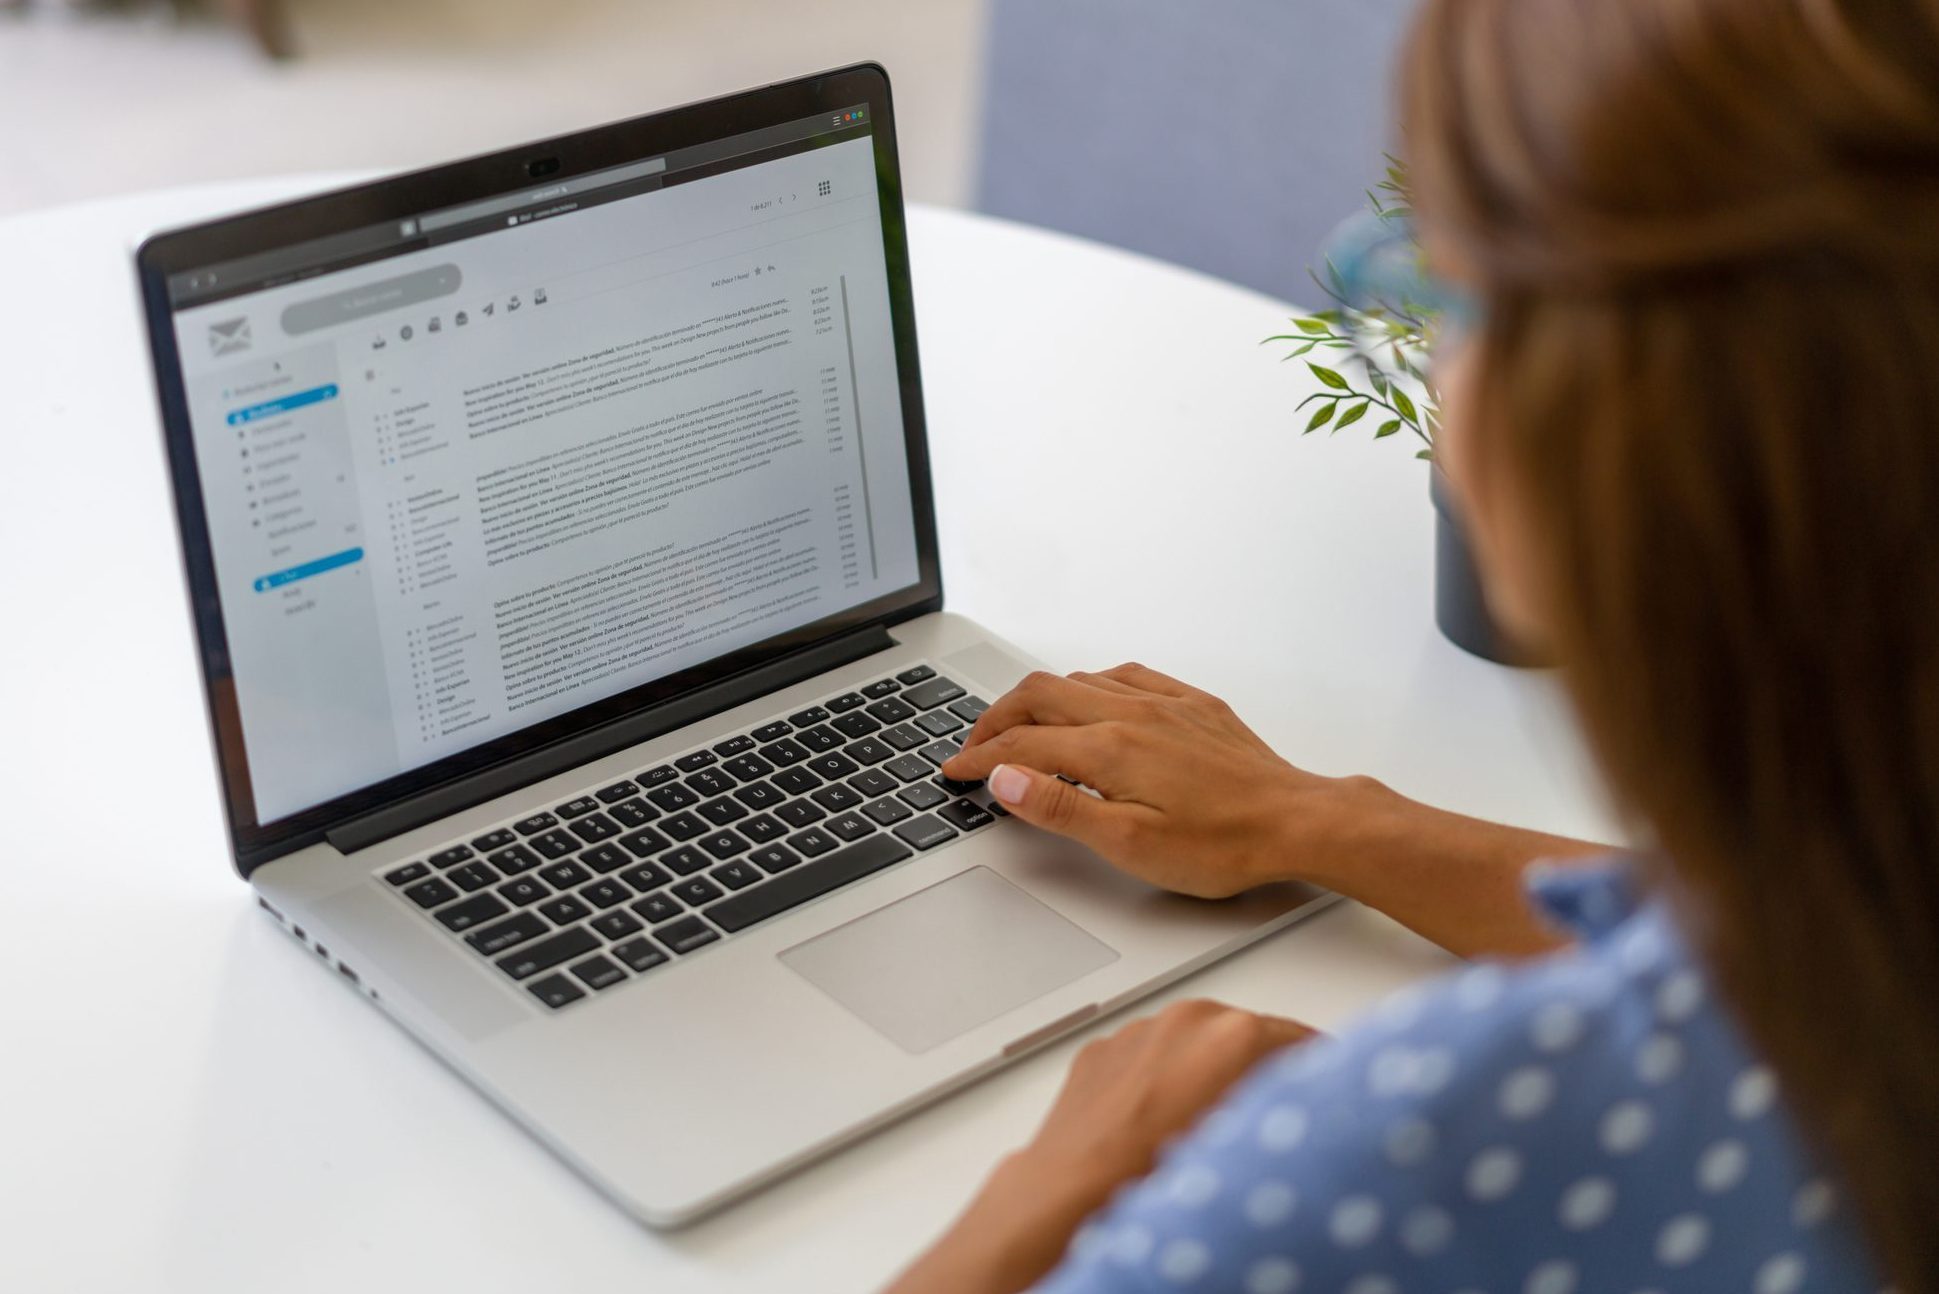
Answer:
528, 157, 561, 178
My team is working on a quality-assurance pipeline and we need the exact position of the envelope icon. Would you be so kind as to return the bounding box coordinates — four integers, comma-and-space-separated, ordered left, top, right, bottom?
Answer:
208, 317, 251, 356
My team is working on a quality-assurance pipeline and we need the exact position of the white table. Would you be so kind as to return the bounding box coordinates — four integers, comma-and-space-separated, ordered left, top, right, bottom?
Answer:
0, 180, 1619, 1293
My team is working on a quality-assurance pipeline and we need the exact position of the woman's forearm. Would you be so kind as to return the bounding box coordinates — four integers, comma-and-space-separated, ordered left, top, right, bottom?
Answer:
1296, 778, 1611, 959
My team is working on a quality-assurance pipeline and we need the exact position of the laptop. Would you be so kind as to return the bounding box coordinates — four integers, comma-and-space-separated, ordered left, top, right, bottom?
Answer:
134, 63, 1334, 1226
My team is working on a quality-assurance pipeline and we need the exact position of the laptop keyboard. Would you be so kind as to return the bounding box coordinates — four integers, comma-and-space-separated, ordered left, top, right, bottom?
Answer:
377, 664, 1006, 1010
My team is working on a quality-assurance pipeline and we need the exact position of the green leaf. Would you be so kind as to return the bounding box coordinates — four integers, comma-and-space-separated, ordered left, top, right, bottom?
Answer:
1305, 402, 1337, 433
1415, 448, 1435, 461
1295, 318, 1330, 336
1308, 363, 1350, 391
1393, 388, 1419, 422
1336, 401, 1370, 430
1369, 370, 1390, 397
1375, 418, 1402, 439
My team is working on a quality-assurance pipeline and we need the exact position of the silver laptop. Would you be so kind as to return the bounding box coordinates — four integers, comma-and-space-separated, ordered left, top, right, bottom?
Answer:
135, 63, 1333, 1226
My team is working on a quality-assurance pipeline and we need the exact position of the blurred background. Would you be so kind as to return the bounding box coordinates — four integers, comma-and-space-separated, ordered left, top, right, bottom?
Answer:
0, 0, 1413, 302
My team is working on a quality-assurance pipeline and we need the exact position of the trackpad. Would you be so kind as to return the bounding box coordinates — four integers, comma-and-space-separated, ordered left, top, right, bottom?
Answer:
779, 867, 1119, 1055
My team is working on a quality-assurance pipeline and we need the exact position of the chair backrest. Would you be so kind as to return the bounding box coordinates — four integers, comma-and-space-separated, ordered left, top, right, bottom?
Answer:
975, 0, 1418, 303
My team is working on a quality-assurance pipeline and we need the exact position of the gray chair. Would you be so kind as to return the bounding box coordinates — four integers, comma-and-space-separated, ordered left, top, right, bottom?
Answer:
975, 0, 1418, 305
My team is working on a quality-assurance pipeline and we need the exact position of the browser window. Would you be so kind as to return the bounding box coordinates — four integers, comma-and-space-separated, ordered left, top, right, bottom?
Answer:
165, 118, 920, 824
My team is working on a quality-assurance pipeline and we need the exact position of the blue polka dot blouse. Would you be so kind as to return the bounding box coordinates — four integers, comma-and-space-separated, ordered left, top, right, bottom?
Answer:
1029, 858, 1880, 1294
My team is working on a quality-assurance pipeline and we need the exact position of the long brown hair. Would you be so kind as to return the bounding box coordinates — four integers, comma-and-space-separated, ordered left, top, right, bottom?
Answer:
1401, 0, 1939, 1285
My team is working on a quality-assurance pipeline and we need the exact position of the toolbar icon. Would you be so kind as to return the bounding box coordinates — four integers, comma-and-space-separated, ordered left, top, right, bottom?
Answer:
399, 324, 414, 341
427, 316, 442, 333
533, 288, 548, 305
507, 295, 522, 312
455, 310, 469, 326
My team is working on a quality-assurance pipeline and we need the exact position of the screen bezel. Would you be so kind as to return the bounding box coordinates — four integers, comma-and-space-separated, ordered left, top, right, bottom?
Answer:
135, 64, 943, 875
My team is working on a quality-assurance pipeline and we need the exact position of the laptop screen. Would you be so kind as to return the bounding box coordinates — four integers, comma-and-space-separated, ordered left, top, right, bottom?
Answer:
155, 96, 924, 829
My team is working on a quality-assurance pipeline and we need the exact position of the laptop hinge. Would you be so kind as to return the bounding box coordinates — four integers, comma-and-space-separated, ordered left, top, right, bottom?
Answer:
325, 624, 897, 857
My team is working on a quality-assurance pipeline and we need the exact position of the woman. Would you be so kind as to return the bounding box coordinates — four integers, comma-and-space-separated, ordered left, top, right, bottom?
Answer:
889, 0, 1939, 1290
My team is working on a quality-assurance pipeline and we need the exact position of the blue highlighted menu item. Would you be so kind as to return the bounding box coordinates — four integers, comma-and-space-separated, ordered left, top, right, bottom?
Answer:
227, 383, 339, 426
253, 547, 364, 593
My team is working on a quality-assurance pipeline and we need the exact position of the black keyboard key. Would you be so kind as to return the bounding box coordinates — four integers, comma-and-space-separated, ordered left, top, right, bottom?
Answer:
580, 879, 631, 910
592, 910, 643, 940
437, 892, 508, 932
570, 956, 627, 991
487, 843, 541, 875
568, 812, 621, 843
723, 754, 775, 783
750, 844, 802, 874
864, 795, 914, 826
539, 860, 591, 889
917, 740, 962, 768
811, 783, 863, 812
467, 910, 547, 955
496, 926, 599, 979
862, 678, 901, 699
787, 706, 830, 727
771, 766, 822, 796
619, 827, 672, 857
514, 812, 558, 836
846, 737, 894, 766
898, 781, 949, 810
938, 799, 996, 832
938, 772, 986, 795
556, 796, 599, 819
712, 734, 756, 757
885, 754, 934, 783
428, 844, 474, 869
739, 813, 786, 844
470, 828, 517, 852
826, 691, 867, 713
848, 768, 897, 798
448, 860, 501, 893
660, 811, 707, 842
646, 783, 698, 812
608, 798, 658, 829
710, 860, 763, 890
880, 723, 928, 751
866, 696, 918, 725
612, 938, 670, 973
904, 676, 967, 710
660, 845, 711, 876
708, 834, 914, 934
404, 877, 459, 909
896, 664, 937, 685
685, 768, 735, 798
579, 843, 630, 874
825, 812, 876, 842
894, 814, 960, 850
831, 711, 880, 739
917, 710, 965, 737
674, 750, 717, 772
792, 724, 843, 754
751, 721, 793, 742
530, 830, 580, 860
538, 895, 591, 925
757, 737, 811, 766
385, 861, 431, 886
527, 974, 585, 1009
697, 796, 748, 827
789, 826, 840, 857
699, 830, 750, 860
497, 876, 549, 908
595, 780, 640, 804
808, 752, 860, 780
638, 764, 679, 787
948, 696, 991, 723
775, 799, 825, 828
619, 861, 672, 892
630, 892, 684, 924
674, 877, 724, 906
656, 916, 720, 956
732, 780, 784, 810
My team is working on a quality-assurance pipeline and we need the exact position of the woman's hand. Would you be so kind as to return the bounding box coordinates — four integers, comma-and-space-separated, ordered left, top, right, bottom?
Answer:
884, 1000, 1318, 1294
941, 662, 1377, 898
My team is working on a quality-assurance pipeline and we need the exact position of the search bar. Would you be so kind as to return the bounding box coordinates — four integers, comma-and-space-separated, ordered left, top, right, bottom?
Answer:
419, 157, 669, 232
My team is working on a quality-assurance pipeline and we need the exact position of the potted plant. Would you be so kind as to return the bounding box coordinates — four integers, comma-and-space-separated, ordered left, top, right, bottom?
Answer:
1267, 159, 1540, 667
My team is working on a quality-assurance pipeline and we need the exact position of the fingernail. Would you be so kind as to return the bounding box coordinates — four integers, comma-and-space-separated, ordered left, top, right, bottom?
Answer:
989, 764, 1029, 805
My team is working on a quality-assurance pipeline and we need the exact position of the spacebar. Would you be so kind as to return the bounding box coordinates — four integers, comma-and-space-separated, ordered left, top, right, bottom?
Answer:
706, 835, 914, 933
